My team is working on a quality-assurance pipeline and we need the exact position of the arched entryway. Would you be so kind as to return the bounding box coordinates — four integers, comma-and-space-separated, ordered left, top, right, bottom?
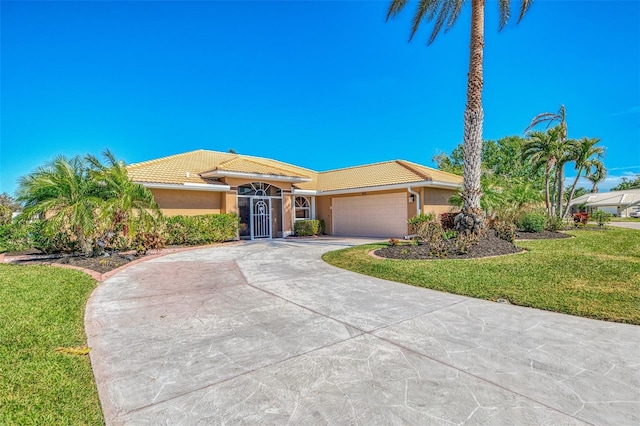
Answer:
237, 182, 283, 239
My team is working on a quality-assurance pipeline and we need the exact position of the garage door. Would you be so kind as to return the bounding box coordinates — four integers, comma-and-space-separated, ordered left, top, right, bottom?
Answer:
332, 193, 408, 237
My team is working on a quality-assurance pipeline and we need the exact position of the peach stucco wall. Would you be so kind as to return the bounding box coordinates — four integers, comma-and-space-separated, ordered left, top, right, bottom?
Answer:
150, 188, 222, 217
422, 187, 458, 217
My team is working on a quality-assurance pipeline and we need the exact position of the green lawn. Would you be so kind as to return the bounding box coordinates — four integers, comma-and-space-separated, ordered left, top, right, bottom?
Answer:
0, 264, 103, 424
323, 228, 640, 324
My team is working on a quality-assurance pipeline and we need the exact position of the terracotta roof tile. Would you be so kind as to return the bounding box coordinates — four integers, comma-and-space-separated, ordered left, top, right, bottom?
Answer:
126, 150, 462, 191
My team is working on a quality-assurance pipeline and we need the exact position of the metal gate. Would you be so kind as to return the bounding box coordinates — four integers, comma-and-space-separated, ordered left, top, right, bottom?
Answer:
252, 198, 271, 238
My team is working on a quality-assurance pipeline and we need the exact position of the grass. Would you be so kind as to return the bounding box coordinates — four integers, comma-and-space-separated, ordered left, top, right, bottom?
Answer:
611, 217, 640, 222
0, 264, 103, 424
323, 227, 640, 325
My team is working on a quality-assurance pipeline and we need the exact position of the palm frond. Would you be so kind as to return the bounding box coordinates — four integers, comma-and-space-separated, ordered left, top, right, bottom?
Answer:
518, 0, 533, 23
428, 0, 454, 45
498, 0, 510, 30
386, 0, 409, 21
410, 0, 439, 41
446, 0, 465, 31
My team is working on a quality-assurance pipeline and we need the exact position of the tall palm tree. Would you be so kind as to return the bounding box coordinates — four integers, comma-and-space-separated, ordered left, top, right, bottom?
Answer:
386, 0, 533, 234
586, 162, 607, 193
17, 156, 102, 255
522, 128, 563, 216
562, 137, 605, 217
86, 150, 162, 245
525, 104, 570, 217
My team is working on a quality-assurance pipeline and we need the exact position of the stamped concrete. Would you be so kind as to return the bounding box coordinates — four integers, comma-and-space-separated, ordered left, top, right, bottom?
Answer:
85, 238, 640, 425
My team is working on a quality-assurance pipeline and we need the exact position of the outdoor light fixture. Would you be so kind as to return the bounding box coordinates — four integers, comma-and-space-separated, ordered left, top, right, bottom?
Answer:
409, 195, 415, 203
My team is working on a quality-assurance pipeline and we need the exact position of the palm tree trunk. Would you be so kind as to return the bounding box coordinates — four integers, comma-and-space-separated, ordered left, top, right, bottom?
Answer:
556, 164, 565, 218
456, 0, 485, 235
562, 166, 584, 218
544, 165, 552, 216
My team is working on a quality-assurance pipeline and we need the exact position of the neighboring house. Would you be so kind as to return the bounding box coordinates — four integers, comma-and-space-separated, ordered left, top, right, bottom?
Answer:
127, 150, 462, 239
569, 188, 640, 217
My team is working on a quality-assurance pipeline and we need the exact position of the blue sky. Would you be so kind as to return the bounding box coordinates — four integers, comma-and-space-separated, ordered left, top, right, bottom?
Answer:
2, 0, 639, 196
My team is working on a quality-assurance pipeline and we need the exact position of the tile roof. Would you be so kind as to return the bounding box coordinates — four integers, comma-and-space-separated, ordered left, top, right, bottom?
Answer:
570, 188, 640, 207
126, 149, 462, 191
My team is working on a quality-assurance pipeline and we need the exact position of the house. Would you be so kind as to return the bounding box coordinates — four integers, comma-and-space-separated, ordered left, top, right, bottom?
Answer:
569, 188, 640, 217
127, 150, 462, 239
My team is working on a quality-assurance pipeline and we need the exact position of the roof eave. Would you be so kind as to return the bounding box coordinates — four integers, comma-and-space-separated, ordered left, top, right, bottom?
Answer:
136, 182, 232, 192
317, 180, 461, 196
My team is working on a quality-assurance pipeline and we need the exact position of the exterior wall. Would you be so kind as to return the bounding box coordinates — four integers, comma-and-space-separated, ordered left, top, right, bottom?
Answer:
422, 187, 458, 218
283, 191, 293, 236
222, 192, 238, 214
222, 177, 293, 192
315, 196, 332, 234
150, 188, 223, 217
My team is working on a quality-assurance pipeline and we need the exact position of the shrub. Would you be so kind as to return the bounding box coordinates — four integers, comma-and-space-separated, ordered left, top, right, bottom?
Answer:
494, 221, 516, 243
133, 230, 165, 254
548, 216, 569, 231
591, 210, 613, 227
388, 238, 401, 247
572, 212, 590, 227
294, 220, 321, 236
0, 205, 12, 225
165, 213, 239, 245
440, 212, 458, 230
318, 219, 326, 235
519, 212, 546, 233
408, 213, 434, 234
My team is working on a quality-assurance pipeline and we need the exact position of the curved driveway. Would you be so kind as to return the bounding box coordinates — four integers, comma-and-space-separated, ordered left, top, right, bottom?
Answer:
86, 238, 639, 425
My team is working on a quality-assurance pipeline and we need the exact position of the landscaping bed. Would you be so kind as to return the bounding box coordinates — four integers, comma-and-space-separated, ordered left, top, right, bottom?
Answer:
515, 230, 571, 240
9, 252, 138, 274
375, 231, 522, 260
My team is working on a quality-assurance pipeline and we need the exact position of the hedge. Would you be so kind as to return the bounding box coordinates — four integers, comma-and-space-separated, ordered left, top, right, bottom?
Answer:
165, 213, 239, 246
294, 219, 324, 236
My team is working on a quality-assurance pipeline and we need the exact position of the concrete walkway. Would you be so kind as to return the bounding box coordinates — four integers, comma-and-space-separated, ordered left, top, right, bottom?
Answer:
86, 238, 640, 425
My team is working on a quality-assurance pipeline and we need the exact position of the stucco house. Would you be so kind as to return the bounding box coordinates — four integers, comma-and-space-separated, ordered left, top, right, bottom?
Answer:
127, 150, 462, 239
569, 188, 640, 217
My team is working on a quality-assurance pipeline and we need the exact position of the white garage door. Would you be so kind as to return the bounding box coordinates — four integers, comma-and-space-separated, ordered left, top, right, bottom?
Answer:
332, 193, 408, 237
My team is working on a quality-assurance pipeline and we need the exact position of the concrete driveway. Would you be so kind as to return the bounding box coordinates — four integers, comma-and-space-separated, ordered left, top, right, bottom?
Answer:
86, 238, 640, 425
609, 221, 640, 230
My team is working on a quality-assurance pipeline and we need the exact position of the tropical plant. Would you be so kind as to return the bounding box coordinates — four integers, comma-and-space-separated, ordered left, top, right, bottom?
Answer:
17, 156, 103, 256
86, 150, 162, 248
586, 163, 607, 193
522, 128, 563, 216
525, 105, 579, 218
562, 137, 605, 218
591, 210, 613, 227
519, 211, 546, 232
386, 0, 533, 234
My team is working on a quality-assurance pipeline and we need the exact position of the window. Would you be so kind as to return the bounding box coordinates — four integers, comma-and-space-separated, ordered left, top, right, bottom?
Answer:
238, 182, 282, 197
294, 196, 310, 220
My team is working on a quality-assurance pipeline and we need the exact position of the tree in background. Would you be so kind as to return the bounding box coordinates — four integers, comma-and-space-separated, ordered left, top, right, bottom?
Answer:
562, 137, 605, 217
525, 105, 573, 218
386, 0, 533, 234
586, 163, 607, 193
611, 175, 640, 191
522, 128, 565, 216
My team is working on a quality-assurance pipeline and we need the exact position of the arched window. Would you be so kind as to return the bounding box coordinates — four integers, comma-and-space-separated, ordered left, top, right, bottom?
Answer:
238, 182, 282, 197
294, 196, 310, 220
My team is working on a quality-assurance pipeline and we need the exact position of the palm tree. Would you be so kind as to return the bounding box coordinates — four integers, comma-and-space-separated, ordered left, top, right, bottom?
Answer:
522, 128, 563, 216
386, 0, 533, 234
586, 162, 607, 193
17, 156, 102, 256
86, 150, 162, 246
562, 137, 605, 217
525, 105, 570, 217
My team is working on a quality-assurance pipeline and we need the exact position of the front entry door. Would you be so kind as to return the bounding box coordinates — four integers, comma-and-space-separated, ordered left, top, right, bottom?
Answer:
252, 198, 271, 238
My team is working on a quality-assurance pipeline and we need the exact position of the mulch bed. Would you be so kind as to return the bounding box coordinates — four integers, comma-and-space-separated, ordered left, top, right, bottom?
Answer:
9, 252, 139, 274
374, 228, 571, 260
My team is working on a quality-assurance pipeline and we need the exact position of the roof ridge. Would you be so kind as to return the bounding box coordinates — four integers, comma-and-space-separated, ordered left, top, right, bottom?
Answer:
216, 156, 311, 177
239, 153, 319, 174
395, 160, 432, 181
